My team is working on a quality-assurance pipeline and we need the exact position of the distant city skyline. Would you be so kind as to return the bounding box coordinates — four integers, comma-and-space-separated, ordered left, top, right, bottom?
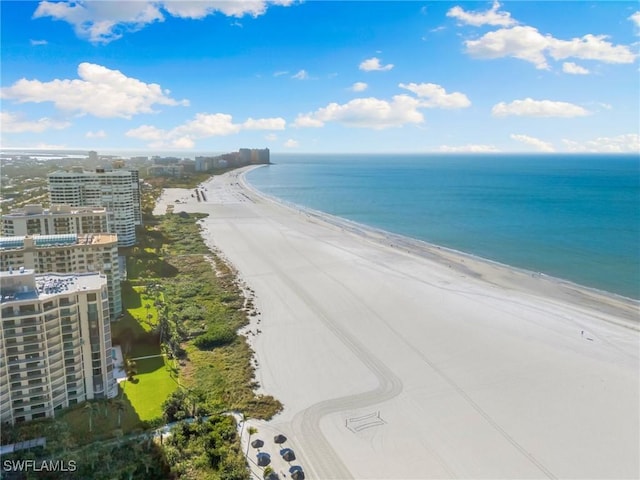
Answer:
1, 1, 638, 153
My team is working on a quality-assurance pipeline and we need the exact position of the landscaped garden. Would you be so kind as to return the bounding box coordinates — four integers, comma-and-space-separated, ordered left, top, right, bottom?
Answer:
120, 355, 179, 421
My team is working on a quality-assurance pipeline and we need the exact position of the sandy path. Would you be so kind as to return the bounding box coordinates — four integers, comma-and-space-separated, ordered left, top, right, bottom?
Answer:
154, 167, 639, 479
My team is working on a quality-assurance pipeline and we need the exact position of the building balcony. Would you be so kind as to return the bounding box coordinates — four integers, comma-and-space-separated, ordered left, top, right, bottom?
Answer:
61, 325, 79, 335
46, 336, 62, 348
1, 310, 40, 319
8, 356, 45, 367
10, 390, 50, 403
2, 327, 43, 339
63, 339, 81, 351
47, 347, 63, 359
22, 405, 51, 416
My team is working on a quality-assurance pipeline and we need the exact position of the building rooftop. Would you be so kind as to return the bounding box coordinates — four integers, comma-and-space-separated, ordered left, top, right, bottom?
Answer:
49, 169, 134, 177
1, 269, 106, 304
2, 204, 109, 217
0, 233, 118, 251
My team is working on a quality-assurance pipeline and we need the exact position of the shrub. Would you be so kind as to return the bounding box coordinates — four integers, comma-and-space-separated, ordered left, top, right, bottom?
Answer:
193, 325, 236, 350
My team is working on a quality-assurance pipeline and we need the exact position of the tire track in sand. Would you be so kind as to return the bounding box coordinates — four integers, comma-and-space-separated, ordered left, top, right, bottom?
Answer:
228, 222, 403, 479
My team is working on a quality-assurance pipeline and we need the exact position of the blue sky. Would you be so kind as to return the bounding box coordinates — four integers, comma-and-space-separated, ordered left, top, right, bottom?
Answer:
1, 1, 638, 154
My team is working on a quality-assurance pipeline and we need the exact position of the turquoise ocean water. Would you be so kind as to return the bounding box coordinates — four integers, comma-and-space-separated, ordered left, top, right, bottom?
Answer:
246, 154, 640, 300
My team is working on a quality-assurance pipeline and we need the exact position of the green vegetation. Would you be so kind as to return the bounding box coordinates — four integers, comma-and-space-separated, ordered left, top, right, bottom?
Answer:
121, 356, 179, 421
163, 416, 247, 480
2, 170, 281, 479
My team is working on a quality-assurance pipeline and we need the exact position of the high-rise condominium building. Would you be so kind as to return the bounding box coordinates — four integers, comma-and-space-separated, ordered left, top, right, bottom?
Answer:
0, 269, 117, 424
47, 168, 141, 247
0, 234, 122, 319
1, 204, 113, 237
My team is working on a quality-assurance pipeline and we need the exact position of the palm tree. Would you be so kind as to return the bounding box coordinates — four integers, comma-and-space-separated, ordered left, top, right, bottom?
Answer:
84, 402, 97, 433
140, 452, 154, 475
123, 463, 136, 480
124, 357, 137, 380
84, 446, 100, 472
117, 400, 125, 428
102, 398, 111, 418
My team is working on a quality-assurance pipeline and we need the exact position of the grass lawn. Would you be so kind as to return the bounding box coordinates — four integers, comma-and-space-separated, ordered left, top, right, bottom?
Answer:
121, 355, 179, 421
123, 285, 160, 332
130, 342, 163, 359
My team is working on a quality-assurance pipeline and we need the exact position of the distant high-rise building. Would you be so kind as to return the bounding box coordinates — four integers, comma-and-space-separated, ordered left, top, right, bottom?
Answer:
197, 149, 269, 172
0, 269, 117, 424
47, 169, 141, 247
240, 148, 269, 164
2, 204, 113, 237
256, 148, 270, 164
0, 234, 122, 319
88, 151, 98, 163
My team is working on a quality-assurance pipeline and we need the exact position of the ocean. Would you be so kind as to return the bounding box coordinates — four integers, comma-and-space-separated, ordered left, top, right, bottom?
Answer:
246, 153, 640, 300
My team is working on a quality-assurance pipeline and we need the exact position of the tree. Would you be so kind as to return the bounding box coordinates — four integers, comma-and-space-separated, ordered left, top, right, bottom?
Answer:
83, 446, 100, 472
124, 357, 137, 381
140, 451, 155, 475
84, 402, 98, 433
117, 400, 126, 428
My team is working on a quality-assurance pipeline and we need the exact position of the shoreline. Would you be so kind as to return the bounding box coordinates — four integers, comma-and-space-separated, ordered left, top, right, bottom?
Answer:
239, 165, 638, 326
154, 167, 639, 479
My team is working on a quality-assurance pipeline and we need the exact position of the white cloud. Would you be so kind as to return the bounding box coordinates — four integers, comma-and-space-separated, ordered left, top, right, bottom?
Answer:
163, 1, 266, 19
30, 39, 48, 46
126, 112, 285, 148
125, 124, 165, 141
0, 111, 71, 133
264, 133, 278, 141
85, 130, 107, 138
1, 63, 188, 119
168, 136, 195, 149
398, 82, 471, 109
446, 1, 516, 27
292, 70, 309, 80
33, 1, 296, 44
242, 117, 286, 130
630, 11, 640, 31
273, 70, 289, 77
359, 57, 394, 72
547, 34, 637, 64
562, 62, 589, 75
294, 95, 424, 129
293, 115, 324, 128
284, 139, 299, 148
562, 134, 639, 153
165, 0, 295, 19
33, 1, 164, 44
492, 98, 590, 117
465, 26, 553, 69
350, 82, 368, 92
465, 26, 636, 70
510, 134, 555, 152
438, 144, 500, 153
171, 113, 242, 138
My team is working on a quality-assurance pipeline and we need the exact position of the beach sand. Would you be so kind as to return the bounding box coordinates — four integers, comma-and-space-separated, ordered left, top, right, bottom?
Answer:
154, 167, 639, 479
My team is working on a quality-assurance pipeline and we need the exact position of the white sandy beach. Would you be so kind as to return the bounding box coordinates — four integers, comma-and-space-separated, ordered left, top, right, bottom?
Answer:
154, 167, 639, 479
